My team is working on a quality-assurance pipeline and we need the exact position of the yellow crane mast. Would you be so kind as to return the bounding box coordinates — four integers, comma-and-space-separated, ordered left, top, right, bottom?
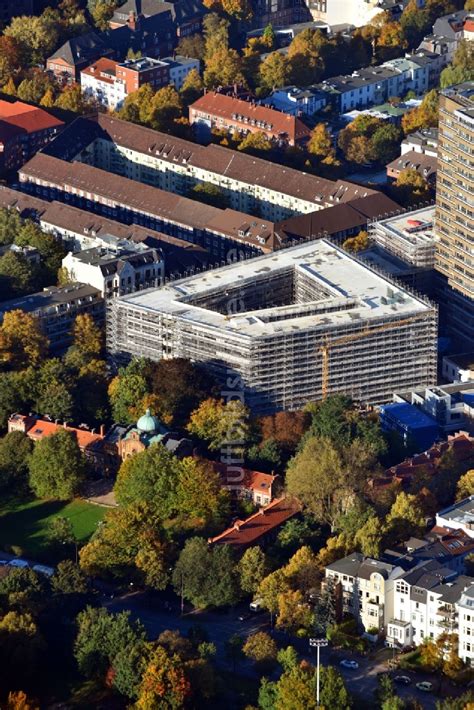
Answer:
319, 312, 433, 400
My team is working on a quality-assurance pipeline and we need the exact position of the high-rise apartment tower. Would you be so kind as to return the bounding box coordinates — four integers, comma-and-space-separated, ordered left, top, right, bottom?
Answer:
435, 82, 474, 346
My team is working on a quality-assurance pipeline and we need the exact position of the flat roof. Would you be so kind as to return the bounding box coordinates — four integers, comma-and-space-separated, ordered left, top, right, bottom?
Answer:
375, 206, 437, 248
117, 239, 434, 338
438, 496, 474, 524
380, 402, 439, 430
0, 283, 101, 316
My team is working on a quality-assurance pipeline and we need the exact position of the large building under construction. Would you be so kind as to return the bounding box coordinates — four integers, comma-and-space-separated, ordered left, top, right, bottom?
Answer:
107, 240, 438, 413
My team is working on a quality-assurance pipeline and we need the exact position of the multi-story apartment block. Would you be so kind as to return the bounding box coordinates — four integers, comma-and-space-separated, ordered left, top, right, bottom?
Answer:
42, 113, 378, 223
325, 553, 406, 634
107, 240, 437, 413
457, 585, 474, 665
262, 86, 328, 116
0, 283, 104, 352
189, 92, 312, 147
161, 55, 200, 90
437, 496, 474, 539
434, 82, 474, 348
370, 207, 437, 270
401, 128, 438, 157
62, 246, 164, 299
109, 0, 206, 39
81, 56, 200, 110
387, 563, 474, 649
18, 153, 279, 259
307, 0, 382, 28
0, 100, 63, 175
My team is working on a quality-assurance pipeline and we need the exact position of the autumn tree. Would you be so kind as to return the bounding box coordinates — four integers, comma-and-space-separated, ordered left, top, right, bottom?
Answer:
75, 606, 147, 697
319, 666, 353, 710
180, 68, 203, 106
287, 29, 328, 85
114, 443, 181, 518
172, 537, 240, 608
5, 13, 60, 65
187, 397, 251, 451
276, 590, 313, 633
385, 491, 425, 544
243, 631, 278, 669
271, 661, 318, 710
238, 131, 272, 155
108, 360, 149, 424
456, 470, 474, 501
401, 89, 439, 135
0, 310, 49, 370
91, 0, 117, 30
80, 504, 170, 589
0, 251, 35, 299
0, 431, 32, 492
71, 313, 103, 358
28, 428, 86, 500
286, 435, 376, 530
145, 357, 216, 427
392, 168, 432, 206
343, 230, 370, 253
55, 83, 88, 113
5, 691, 39, 710
0, 611, 45, 693
354, 515, 385, 558
222, 0, 253, 20
440, 39, 474, 88
258, 51, 290, 92
135, 645, 191, 709
189, 182, 230, 209
307, 123, 335, 162
175, 457, 230, 527
0, 36, 24, 86
238, 546, 268, 594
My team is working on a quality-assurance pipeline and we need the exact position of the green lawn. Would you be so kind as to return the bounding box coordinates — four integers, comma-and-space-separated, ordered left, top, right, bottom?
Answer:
0, 497, 106, 562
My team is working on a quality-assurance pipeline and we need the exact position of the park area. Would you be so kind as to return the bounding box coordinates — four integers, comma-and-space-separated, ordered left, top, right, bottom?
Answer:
0, 497, 106, 562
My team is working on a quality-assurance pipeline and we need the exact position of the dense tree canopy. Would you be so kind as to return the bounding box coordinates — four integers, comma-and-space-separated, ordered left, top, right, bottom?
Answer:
28, 428, 86, 499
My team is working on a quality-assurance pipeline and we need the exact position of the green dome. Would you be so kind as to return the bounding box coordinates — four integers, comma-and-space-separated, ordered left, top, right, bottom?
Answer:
136, 409, 158, 433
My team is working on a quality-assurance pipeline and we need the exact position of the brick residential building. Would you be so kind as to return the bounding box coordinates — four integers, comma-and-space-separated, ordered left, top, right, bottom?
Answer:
0, 100, 63, 175
8, 413, 107, 473
189, 93, 312, 147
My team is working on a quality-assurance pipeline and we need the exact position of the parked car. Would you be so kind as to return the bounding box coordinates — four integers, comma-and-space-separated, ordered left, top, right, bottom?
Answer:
416, 681, 433, 692
249, 598, 264, 612
8, 559, 29, 568
32, 564, 54, 577
394, 675, 411, 686
340, 659, 359, 669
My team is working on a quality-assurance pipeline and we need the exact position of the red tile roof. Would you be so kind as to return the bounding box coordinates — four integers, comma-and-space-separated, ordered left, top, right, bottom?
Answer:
189, 92, 311, 144
81, 58, 119, 85
370, 432, 474, 490
0, 100, 63, 136
11, 414, 103, 451
210, 460, 277, 495
208, 497, 299, 549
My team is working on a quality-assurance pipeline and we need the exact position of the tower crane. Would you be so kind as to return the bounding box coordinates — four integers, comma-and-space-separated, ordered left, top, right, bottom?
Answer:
319, 312, 433, 400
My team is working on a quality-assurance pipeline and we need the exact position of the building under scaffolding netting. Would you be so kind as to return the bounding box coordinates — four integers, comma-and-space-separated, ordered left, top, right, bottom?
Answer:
107, 240, 438, 413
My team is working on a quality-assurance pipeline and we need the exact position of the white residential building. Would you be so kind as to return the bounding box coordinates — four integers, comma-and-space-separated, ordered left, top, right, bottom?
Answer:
457, 586, 474, 665
325, 553, 406, 634
80, 58, 126, 111
308, 0, 383, 29
62, 245, 164, 298
262, 86, 327, 116
162, 55, 200, 90
437, 497, 474, 539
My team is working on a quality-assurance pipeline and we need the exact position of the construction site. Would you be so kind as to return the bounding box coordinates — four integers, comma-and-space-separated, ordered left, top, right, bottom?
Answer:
107, 240, 439, 413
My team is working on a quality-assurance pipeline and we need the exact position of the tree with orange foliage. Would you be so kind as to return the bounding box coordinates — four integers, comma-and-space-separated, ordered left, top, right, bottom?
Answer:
259, 410, 308, 452
135, 645, 191, 710
0, 310, 49, 369
5, 691, 39, 710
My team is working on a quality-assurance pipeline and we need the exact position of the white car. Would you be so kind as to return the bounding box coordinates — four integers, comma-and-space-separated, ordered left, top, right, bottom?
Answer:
8, 559, 29, 568
340, 659, 359, 669
416, 681, 433, 692
32, 564, 54, 577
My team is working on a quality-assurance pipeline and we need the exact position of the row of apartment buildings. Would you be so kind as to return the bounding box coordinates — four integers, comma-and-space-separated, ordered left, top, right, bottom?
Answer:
38, 112, 381, 223
326, 495, 474, 665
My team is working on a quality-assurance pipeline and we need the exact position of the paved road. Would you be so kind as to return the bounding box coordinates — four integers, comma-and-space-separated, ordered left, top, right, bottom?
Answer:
107, 591, 443, 707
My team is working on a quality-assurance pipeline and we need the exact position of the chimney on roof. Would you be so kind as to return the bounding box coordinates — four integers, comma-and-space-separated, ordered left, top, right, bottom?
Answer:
234, 520, 242, 531
63, 421, 68, 429
100, 424, 105, 437
260, 507, 266, 515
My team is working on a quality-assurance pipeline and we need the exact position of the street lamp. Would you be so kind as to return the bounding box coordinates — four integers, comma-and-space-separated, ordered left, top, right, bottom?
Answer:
309, 637, 328, 706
